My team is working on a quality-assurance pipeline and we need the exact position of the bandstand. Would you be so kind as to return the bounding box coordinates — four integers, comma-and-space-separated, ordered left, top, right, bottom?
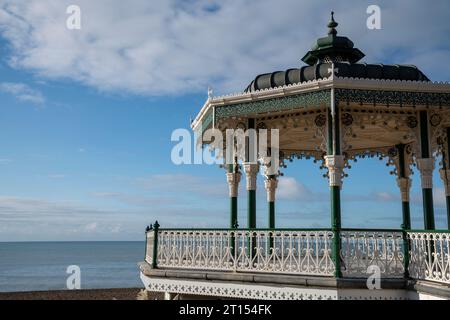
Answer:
140, 13, 450, 300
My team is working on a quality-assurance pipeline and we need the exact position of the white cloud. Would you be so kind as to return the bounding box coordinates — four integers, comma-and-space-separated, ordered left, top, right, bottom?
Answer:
84, 222, 97, 232
277, 176, 321, 201
372, 191, 398, 202
109, 224, 122, 233
0, 82, 45, 104
0, 1, 448, 97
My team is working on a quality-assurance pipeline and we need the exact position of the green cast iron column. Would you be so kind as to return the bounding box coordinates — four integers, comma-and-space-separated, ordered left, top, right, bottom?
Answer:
327, 94, 342, 278
445, 127, 450, 229
265, 175, 277, 229
268, 201, 275, 229
230, 196, 238, 227
245, 118, 257, 257
419, 111, 435, 230
265, 176, 277, 250
246, 118, 257, 229
248, 190, 256, 229
228, 164, 238, 229
268, 200, 275, 251
397, 144, 411, 230
396, 144, 411, 278
227, 163, 239, 257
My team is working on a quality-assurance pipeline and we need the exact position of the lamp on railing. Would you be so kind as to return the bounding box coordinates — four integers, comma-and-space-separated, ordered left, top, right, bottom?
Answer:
152, 221, 160, 269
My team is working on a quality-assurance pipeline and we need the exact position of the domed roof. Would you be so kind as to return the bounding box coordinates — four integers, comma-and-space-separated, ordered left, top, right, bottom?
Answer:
245, 12, 429, 93
301, 11, 365, 66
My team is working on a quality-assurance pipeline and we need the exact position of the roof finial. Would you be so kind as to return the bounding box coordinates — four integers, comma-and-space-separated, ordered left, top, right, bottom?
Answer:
328, 11, 338, 36
207, 86, 213, 99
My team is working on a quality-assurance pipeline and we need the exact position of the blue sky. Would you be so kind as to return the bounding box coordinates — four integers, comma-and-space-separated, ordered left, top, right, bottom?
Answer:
0, 0, 449, 241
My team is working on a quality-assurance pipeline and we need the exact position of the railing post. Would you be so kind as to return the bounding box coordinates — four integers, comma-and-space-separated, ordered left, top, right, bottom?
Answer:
401, 225, 410, 279
152, 220, 160, 269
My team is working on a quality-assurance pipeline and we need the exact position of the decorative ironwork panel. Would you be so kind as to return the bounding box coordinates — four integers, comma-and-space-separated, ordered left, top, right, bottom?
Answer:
201, 109, 214, 132
335, 89, 450, 107
408, 232, 450, 284
340, 230, 405, 278
215, 90, 331, 119
156, 229, 335, 276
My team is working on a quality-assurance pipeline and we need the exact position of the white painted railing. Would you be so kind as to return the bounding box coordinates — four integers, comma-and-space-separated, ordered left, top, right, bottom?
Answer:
340, 230, 405, 278
145, 228, 450, 284
408, 231, 450, 284
152, 229, 335, 276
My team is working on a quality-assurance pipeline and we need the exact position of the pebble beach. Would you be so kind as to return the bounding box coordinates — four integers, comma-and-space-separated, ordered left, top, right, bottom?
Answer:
0, 288, 163, 300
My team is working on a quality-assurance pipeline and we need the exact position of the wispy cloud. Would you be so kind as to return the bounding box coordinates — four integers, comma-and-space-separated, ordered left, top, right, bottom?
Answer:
137, 173, 227, 198
0, 1, 448, 97
0, 82, 45, 105
48, 174, 66, 179
0, 195, 150, 241
83, 222, 98, 232
0, 158, 12, 164
90, 191, 176, 207
0, 196, 114, 219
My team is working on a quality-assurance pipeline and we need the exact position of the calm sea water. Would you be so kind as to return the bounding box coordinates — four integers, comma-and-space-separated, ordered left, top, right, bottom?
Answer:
0, 242, 145, 292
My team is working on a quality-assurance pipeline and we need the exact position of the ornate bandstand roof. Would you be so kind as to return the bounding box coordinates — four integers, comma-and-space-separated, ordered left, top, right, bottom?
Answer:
245, 12, 429, 93
191, 12, 450, 159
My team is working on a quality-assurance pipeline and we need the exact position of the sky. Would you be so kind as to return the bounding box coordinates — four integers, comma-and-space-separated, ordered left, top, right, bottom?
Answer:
0, 0, 449, 241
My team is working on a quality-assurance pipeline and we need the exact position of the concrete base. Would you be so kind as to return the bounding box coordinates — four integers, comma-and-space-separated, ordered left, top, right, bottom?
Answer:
138, 262, 450, 300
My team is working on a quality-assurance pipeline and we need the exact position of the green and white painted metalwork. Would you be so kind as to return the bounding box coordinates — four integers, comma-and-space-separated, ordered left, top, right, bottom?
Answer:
152, 228, 335, 276
145, 13, 450, 300
340, 229, 405, 278
145, 225, 450, 285
408, 231, 450, 284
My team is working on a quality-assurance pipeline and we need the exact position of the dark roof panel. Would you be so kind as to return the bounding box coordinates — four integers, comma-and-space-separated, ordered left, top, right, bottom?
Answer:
244, 13, 430, 93
245, 62, 430, 93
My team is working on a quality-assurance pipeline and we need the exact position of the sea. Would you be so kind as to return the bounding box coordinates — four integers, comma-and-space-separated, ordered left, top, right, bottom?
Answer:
0, 242, 144, 292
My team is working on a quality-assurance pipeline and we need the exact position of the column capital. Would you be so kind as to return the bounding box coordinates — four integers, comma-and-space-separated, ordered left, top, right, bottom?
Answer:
416, 158, 435, 189
243, 163, 259, 191
226, 172, 241, 198
324, 155, 345, 188
439, 169, 450, 196
396, 177, 412, 202
264, 177, 278, 202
